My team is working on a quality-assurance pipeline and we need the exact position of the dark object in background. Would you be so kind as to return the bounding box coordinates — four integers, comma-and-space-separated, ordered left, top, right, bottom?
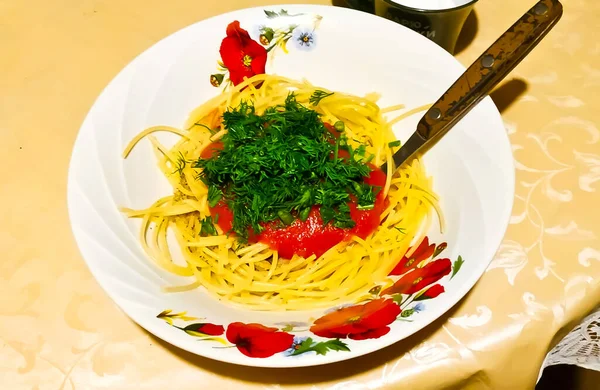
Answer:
332, 0, 476, 54
374, 0, 478, 54
331, 0, 375, 14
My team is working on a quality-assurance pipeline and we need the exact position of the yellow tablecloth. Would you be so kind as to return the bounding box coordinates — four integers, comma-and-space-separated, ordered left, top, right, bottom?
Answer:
2, 0, 598, 388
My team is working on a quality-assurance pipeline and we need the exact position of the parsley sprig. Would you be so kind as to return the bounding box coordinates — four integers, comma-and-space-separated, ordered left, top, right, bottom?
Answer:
194, 94, 380, 241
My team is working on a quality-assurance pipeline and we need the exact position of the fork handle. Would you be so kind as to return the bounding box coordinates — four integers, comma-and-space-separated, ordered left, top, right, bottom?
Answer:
415, 0, 563, 143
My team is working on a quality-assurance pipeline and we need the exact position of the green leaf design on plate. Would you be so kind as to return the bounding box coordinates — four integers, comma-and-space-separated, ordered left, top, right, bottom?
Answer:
156, 310, 199, 325
400, 308, 416, 318
290, 337, 350, 356
184, 329, 210, 337
451, 255, 464, 280
180, 324, 228, 345
264, 10, 278, 18
182, 323, 213, 335
413, 288, 427, 301
392, 293, 404, 305
264, 9, 304, 19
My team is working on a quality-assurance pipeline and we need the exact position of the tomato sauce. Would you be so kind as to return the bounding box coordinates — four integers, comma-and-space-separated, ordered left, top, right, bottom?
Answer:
210, 200, 234, 233
200, 141, 224, 159
257, 167, 387, 259
208, 166, 387, 259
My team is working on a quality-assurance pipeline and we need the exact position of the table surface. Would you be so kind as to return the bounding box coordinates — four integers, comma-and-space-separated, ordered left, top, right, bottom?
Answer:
2, 0, 599, 389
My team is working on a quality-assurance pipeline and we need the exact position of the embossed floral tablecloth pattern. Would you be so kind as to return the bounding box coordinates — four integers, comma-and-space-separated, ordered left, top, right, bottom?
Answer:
1, 0, 599, 389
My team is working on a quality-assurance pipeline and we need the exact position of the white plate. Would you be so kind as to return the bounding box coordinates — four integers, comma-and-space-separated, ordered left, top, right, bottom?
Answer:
67, 4, 514, 368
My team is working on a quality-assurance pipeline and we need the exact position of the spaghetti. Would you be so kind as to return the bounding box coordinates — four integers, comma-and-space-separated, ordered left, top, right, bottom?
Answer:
122, 74, 441, 311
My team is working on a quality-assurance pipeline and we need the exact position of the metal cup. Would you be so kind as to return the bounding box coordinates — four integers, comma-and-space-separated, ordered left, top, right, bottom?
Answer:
374, 0, 478, 54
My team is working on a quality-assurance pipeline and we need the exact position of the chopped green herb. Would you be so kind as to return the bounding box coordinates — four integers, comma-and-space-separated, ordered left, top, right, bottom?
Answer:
320, 206, 335, 226
200, 216, 218, 236
388, 140, 401, 148
173, 152, 187, 176
207, 186, 223, 208
298, 207, 311, 221
355, 182, 378, 210
333, 121, 345, 132
309, 90, 334, 106
194, 94, 378, 241
333, 203, 356, 228
354, 144, 366, 157
394, 227, 406, 234
278, 210, 294, 225
193, 122, 217, 135
356, 204, 375, 211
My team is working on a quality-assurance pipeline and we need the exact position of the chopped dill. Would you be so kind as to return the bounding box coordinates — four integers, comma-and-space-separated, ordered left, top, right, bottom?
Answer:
172, 152, 187, 176
394, 227, 406, 234
194, 94, 380, 241
200, 216, 218, 236
309, 90, 334, 106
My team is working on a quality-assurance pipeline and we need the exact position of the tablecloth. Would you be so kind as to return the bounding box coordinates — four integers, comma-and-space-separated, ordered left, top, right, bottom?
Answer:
1, 0, 599, 389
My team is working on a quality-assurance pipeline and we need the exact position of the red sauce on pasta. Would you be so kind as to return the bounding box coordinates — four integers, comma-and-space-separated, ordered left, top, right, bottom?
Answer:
209, 166, 387, 259
204, 121, 388, 259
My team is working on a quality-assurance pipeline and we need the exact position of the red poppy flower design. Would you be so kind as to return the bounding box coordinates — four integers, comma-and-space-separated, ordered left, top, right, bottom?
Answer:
382, 258, 452, 296
192, 323, 225, 336
219, 21, 268, 86
389, 236, 435, 276
414, 284, 445, 301
226, 322, 294, 358
310, 299, 401, 340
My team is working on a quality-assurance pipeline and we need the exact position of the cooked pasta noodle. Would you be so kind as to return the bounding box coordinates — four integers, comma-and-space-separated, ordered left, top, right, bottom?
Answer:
122, 74, 440, 311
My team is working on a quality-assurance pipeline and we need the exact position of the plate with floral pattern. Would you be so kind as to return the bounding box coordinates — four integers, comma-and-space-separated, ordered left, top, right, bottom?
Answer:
67, 4, 514, 367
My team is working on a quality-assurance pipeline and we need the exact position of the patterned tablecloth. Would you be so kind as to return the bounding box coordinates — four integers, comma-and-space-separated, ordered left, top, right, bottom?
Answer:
1, 0, 598, 389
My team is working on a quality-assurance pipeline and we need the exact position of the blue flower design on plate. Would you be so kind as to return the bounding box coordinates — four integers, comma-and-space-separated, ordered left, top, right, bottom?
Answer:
413, 302, 425, 312
291, 28, 317, 51
284, 336, 310, 357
